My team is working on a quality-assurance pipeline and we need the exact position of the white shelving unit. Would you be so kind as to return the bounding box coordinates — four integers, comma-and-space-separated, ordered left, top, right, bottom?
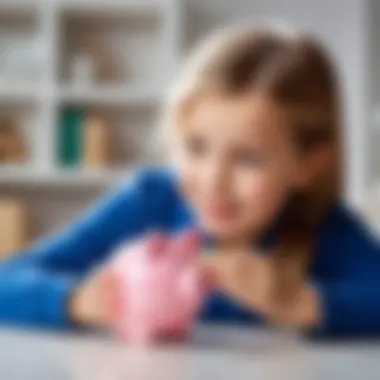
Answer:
0, 0, 182, 237
0, 0, 180, 184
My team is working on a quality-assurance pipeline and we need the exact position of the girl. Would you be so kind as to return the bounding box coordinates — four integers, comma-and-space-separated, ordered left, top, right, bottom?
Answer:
1, 24, 380, 337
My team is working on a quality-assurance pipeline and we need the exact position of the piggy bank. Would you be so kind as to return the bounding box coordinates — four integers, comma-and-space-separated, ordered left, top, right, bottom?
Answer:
110, 231, 209, 344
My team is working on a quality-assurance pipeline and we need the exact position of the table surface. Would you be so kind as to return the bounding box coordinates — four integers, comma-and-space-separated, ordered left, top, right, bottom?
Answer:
0, 325, 379, 380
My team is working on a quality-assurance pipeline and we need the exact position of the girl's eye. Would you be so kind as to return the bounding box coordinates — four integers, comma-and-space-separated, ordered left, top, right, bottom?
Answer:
234, 150, 263, 166
184, 136, 207, 157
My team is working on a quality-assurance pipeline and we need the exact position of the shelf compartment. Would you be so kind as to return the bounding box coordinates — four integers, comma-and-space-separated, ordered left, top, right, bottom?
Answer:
58, 4, 164, 91
0, 8, 44, 89
0, 1, 41, 19
0, 185, 105, 240
55, 104, 159, 169
0, 103, 43, 169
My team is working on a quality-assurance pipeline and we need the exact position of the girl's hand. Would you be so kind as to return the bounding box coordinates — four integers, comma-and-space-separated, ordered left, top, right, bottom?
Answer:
69, 230, 209, 329
68, 235, 173, 328
204, 247, 320, 328
203, 248, 273, 313
69, 266, 121, 328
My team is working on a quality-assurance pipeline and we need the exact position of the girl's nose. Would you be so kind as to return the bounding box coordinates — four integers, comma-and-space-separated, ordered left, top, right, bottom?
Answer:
203, 160, 229, 196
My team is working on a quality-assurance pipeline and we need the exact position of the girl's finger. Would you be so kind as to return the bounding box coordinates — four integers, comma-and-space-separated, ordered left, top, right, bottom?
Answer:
200, 265, 219, 290
102, 269, 124, 325
108, 283, 124, 325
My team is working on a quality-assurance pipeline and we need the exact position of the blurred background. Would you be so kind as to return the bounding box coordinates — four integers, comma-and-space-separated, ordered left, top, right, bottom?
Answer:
0, 0, 378, 259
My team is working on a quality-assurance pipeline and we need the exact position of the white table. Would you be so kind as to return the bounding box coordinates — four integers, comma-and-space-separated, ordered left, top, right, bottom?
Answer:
0, 325, 379, 380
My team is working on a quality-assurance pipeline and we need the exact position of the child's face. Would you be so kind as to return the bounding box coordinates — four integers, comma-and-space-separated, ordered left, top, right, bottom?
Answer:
174, 93, 303, 241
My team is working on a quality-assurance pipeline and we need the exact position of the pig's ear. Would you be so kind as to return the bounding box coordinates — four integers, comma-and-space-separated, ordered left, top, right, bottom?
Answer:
142, 231, 168, 259
171, 229, 200, 262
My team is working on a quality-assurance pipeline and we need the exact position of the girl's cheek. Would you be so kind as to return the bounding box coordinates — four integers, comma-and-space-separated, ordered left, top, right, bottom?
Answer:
238, 173, 289, 220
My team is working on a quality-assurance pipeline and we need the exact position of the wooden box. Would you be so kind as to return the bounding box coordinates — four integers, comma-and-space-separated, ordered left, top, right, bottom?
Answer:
0, 197, 29, 259
83, 115, 112, 168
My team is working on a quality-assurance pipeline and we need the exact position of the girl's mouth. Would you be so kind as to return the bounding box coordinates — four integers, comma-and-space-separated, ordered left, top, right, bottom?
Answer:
204, 202, 238, 221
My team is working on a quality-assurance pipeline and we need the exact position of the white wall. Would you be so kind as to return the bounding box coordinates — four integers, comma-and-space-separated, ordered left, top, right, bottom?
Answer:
185, 0, 371, 205
369, 0, 380, 190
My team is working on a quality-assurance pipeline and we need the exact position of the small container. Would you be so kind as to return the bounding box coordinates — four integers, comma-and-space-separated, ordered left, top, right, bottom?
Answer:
83, 115, 112, 168
0, 197, 29, 259
58, 108, 84, 167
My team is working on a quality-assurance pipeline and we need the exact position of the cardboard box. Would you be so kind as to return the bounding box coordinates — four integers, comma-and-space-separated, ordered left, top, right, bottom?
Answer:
0, 197, 29, 259
83, 115, 112, 168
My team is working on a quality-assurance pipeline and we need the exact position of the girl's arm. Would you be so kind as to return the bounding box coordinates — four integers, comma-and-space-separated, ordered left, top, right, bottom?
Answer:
311, 219, 380, 337
0, 168, 169, 328
282, 211, 380, 337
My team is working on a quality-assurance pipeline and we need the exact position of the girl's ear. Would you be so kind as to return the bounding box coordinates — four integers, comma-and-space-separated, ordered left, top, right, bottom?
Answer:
294, 143, 332, 189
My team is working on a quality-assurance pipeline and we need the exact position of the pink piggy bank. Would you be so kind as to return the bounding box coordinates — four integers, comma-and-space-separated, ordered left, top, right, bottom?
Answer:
110, 231, 209, 344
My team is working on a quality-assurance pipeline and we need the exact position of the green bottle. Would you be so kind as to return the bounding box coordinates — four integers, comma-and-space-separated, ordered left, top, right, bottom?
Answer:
58, 108, 84, 167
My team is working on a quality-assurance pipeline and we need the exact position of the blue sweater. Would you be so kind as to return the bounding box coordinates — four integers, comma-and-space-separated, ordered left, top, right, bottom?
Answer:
0, 167, 380, 336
